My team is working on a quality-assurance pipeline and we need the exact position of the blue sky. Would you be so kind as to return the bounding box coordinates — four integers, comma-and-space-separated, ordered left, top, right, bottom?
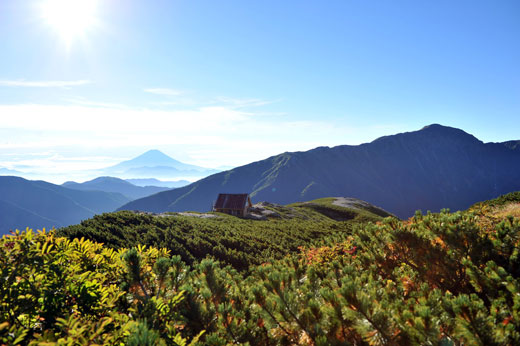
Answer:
0, 0, 519, 182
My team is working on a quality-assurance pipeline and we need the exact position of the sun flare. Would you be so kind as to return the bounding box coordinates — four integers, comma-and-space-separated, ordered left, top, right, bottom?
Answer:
41, 0, 99, 43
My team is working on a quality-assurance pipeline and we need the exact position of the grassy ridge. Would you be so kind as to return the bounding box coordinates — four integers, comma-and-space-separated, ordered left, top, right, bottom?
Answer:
57, 199, 385, 271
471, 191, 520, 209
290, 197, 394, 221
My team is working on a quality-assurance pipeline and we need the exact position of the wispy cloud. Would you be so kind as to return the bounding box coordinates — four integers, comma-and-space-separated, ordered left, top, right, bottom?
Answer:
0, 79, 92, 88
64, 97, 131, 109
213, 96, 278, 108
143, 87, 278, 111
144, 88, 183, 96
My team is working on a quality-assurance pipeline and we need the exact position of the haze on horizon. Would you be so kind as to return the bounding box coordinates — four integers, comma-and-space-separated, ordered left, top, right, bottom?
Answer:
0, 0, 519, 183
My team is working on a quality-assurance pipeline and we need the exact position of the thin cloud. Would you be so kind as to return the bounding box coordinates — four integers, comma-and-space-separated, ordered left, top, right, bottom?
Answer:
0, 79, 92, 87
213, 96, 279, 108
144, 88, 183, 96
64, 97, 131, 109
0, 103, 362, 172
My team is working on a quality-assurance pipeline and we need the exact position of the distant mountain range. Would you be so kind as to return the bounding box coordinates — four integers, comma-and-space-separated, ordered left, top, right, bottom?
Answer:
125, 178, 190, 188
62, 176, 171, 200
120, 124, 520, 218
98, 149, 220, 179
0, 150, 216, 183
3, 124, 519, 233
0, 150, 209, 234
0, 176, 131, 234
0, 167, 22, 175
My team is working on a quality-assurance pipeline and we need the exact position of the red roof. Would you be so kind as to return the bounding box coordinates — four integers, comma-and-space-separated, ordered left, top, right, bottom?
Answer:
214, 193, 249, 210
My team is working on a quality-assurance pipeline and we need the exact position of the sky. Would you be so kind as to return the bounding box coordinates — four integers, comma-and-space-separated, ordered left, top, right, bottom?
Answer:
0, 0, 519, 183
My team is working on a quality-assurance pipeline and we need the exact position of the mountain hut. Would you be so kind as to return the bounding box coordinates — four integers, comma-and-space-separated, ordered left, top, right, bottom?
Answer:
213, 193, 252, 217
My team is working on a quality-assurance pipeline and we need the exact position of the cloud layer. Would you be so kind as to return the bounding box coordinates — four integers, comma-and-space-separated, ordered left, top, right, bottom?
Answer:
0, 102, 356, 171
0, 80, 92, 88
0, 100, 399, 183
144, 88, 183, 96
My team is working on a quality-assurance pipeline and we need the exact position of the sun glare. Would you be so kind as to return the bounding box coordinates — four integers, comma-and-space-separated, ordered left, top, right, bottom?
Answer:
41, 0, 99, 44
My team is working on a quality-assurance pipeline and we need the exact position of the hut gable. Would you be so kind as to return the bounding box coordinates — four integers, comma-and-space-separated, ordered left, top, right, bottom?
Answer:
213, 193, 252, 217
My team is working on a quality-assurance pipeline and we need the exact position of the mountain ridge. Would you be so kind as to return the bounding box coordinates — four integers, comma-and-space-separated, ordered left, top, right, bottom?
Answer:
0, 176, 131, 234
62, 176, 170, 200
125, 178, 190, 188
119, 124, 520, 218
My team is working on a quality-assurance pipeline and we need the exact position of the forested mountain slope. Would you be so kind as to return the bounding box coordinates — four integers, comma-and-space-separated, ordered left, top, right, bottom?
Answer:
120, 124, 520, 218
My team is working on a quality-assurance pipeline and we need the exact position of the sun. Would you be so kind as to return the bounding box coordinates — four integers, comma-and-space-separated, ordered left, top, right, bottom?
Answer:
41, 0, 99, 44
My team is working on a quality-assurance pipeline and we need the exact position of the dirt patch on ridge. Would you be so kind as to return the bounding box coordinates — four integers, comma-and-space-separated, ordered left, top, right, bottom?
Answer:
490, 202, 520, 219
332, 197, 392, 218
